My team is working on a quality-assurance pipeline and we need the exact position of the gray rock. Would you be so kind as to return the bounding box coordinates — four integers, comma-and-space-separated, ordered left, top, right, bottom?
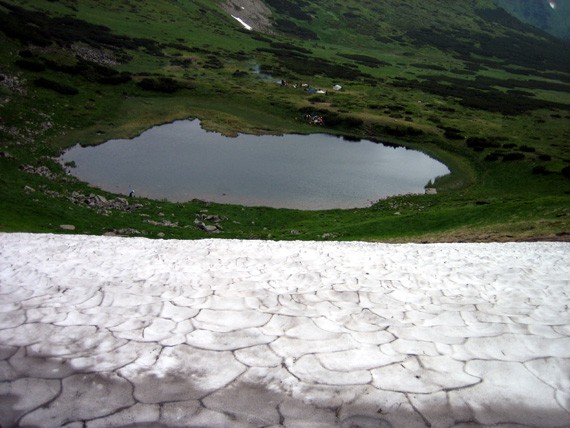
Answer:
60, 224, 76, 231
103, 228, 142, 236
197, 222, 220, 233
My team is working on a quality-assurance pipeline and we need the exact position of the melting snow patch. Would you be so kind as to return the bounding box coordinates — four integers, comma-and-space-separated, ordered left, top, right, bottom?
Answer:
232, 15, 252, 31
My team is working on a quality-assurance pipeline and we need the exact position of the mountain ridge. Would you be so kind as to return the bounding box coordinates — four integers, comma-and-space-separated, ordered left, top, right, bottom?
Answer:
497, 0, 570, 42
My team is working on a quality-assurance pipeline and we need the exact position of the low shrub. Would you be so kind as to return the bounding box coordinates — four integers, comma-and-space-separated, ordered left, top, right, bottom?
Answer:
275, 19, 318, 40
15, 59, 45, 72
338, 53, 388, 68
466, 137, 500, 150
309, 95, 327, 103
98, 72, 132, 85
502, 152, 525, 161
137, 77, 180, 93
443, 128, 464, 140
383, 125, 424, 138
532, 165, 548, 175
33, 77, 78, 95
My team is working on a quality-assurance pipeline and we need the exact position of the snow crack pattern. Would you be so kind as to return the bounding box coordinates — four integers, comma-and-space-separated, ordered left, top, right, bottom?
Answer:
0, 234, 569, 427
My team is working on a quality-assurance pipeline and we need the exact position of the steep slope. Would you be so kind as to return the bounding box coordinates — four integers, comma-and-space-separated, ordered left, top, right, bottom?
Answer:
497, 0, 570, 41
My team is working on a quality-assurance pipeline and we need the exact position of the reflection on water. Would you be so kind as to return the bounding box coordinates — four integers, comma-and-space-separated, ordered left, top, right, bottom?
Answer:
60, 120, 449, 210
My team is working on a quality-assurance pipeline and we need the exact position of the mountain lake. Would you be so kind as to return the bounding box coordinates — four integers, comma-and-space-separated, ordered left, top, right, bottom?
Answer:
60, 119, 450, 210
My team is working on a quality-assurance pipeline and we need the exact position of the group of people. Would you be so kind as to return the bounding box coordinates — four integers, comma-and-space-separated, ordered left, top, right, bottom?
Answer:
304, 114, 325, 126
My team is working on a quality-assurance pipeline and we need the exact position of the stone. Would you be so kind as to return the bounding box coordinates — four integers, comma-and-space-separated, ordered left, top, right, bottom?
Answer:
59, 224, 76, 231
197, 222, 219, 233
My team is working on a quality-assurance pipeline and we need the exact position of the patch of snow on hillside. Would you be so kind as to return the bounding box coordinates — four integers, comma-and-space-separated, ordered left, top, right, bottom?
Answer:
232, 15, 252, 31
549, 0, 557, 9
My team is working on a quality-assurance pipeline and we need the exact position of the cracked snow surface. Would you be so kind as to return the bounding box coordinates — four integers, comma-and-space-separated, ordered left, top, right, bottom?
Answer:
0, 233, 569, 427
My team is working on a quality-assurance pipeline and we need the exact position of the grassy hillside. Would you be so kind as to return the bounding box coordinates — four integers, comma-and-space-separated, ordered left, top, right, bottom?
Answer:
0, 0, 568, 242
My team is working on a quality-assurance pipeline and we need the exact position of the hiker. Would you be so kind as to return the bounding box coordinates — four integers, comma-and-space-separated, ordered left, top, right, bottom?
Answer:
129, 189, 135, 198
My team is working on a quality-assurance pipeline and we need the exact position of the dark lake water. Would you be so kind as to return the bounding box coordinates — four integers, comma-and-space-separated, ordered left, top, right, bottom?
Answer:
60, 119, 449, 210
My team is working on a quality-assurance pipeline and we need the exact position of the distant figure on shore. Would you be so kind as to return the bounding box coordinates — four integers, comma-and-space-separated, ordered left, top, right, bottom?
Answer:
129, 189, 135, 198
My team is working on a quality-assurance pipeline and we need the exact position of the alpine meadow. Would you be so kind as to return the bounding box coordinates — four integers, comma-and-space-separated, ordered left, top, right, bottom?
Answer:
0, 0, 569, 242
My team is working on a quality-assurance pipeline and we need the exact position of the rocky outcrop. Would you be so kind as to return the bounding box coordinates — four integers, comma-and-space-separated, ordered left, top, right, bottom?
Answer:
194, 212, 226, 233
220, 0, 274, 33
19, 164, 58, 180
71, 43, 119, 67
69, 192, 143, 213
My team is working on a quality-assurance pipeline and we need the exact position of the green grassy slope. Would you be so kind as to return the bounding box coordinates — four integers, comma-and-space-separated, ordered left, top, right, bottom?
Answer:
0, 0, 568, 241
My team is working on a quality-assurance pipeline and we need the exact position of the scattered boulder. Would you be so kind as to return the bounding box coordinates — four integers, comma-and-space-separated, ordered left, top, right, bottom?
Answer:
103, 228, 143, 236
145, 219, 179, 227
69, 192, 143, 212
194, 213, 226, 233
321, 233, 339, 239
196, 222, 222, 233
20, 164, 58, 180
60, 224, 75, 231
195, 213, 226, 223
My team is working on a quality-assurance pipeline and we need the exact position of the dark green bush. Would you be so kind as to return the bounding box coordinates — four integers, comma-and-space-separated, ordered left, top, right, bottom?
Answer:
383, 125, 424, 138
275, 19, 318, 40
270, 42, 312, 54
137, 77, 180, 93
98, 72, 132, 85
34, 77, 78, 95
15, 59, 46, 72
338, 53, 388, 68
519, 145, 536, 153
309, 95, 327, 103
444, 128, 464, 140
503, 153, 525, 161
466, 137, 500, 150
265, 0, 313, 21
